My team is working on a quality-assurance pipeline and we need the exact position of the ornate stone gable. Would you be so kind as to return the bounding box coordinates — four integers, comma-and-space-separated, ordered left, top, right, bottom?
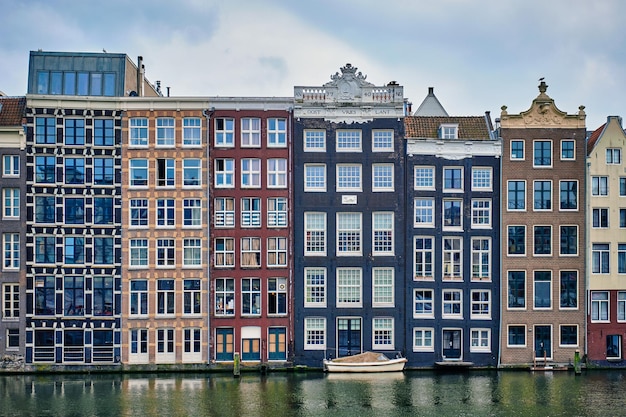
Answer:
500, 81, 586, 129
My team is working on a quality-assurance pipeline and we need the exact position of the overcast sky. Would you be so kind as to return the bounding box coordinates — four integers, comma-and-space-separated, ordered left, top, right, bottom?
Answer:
1, 0, 624, 129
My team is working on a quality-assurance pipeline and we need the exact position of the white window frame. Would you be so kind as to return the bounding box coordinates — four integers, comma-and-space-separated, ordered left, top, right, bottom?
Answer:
267, 197, 287, 227
606, 148, 622, 165
414, 236, 434, 280
156, 198, 175, 227
471, 199, 491, 228
304, 317, 326, 350
241, 197, 261, 227
414, 166, 435, 190
471, 167, 492, 191
183, 199, 202, 228
182, 117, 201, 147
336, 130, 362, 152
241, 117, 261, 147
156, 238, 175, 267
304, 130, 326, 152
129, 239, 148, 268
240, 237, 261, 268
559, 180, 578, 211
533, 180, 552, 211
470, 328, 491, 352
267, 237, 287, 267
559, 324, 579, 347
214, 197, 235, 228
372, 267, 394, 307
156, 279, 175, 316
510, 140, 525, 160
413, 289, 434, 318
2, 283, 19, 320
442, 289, 462, 319
183, 159, 201, 188
372, 317, 394, 350
129, 280, 148, 317
591, 291, 609, 322
560, 139, 575, 160
507, 180, 526, 211
617, 291, 626, 322
267, 158, 287, 188
443, 199, 462, 229
470, 290, 491, 319
241, 158, 261, 188
156, 328, 175, 363
304, 164, 326, 192
214, 118, 234, 147
129, 118, 148, 147
267, 118, 287, 147
304, 212, 326, 256
507, 325, 527, 347
129, 159, 148, 187
439, 123, 458, 139
533, 270, 552, 310
533, 139, 553, 168
215, 278, 235, 316
592, 176, 609, 196
414, 198, 434, 227
372, 163, 394, 192
443, 237, 462, 281
3, 188, 19, 219
215, 158, 235, 188
471, 237, 491, 281
336, 164, 362, 192
413, 327, 434, 352
443, 167, 463, 192
336, 268, 362, 308
372, 130, 394, 152
3, 155, 19, 177
183, 238, 202, 267
372, 212, 394, 256
156, 117, 175, 147
304, 267, 326, 308
183, 279, 201, 315
336, 212, 362, 256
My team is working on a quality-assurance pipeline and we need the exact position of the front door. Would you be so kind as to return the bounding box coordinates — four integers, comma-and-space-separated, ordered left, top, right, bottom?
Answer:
442, 329, 462, 359
215, 328, 234, 361
337, 318, 361, 357
268, 327, 287, 361
534, 325, 552, 359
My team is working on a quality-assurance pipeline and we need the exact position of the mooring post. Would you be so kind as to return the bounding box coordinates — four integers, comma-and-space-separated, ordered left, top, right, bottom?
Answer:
233, 352, 240, 378
574, 350, 581, 375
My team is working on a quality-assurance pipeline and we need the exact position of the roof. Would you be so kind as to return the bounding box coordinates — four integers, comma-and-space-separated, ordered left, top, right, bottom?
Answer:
413, 87, 448, 116
0, 97, 26, 126
586, 123, 606, 155
404, 116, 491, 140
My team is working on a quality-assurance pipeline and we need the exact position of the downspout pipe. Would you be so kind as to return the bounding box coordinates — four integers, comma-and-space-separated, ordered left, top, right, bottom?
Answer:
203, 106, 215, 362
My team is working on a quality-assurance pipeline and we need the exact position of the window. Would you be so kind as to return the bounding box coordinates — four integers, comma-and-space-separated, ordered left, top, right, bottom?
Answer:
414, 328, 434, 351
472, 168, 492, 190
241, 158, 261, 188
336, 164, 362, 191
64, 237, 84, 264
156, 117, 175, 146
471, 329, 491, 352
621, 209, 626, 228
336, 130, 361, 151
607, 148, 622, 164
439, 124, 458, 139
183, 238, 202, 266
6, 329, 19, 350
508, 271, 526, 309
268, 118, 286, 147
533, 181, 552, 210
559, 271, 577, 309
534, 271, 552, 309
443, 237, 462, 280
215, 159, 235, 188
591, 291, 609, 322
592, 244, 610, 274
304, 317, 326, 350
64, 276, 84, 316
35, 196, 55, 223
618, 292, 626, 321
156, 238, 175, 267
304, 164, 326, 192
471, 290, 491, 318
130, 329, 148, 357
93, 237, 114, 264
533, 140, 552, 166
337, 268, 362, 307
508, 325, 526, 346
215, 118, 234, 146
215, 278, 235, 315
36, 117, 55, 144
183, 279, 201, 315
414, 237, 434, 280
35, 156, 55, 183
214, 238, 235, 267
606, 335, 621, 359
129, 280, 148, 316
372, 212, 393, 255
559, 181, 577, 210
304, 268, 326, 307
241, 118, 261, 147
64, 197, 84, 224
267, 197, 287, 227
241, 197, 261, 227
337, 212, 361, 255
373, 268, 394, 307
621, 178, 626, 196
471, 199, 491, 228
93, 157, 114, 185
442, 290, 462, 318
592, 208, 609, 228
373, 318, 394, 349
130, 199, 148, 227
508, 181, 526, 210
511, 140, 524, 159
592, 176, 608, 196
64, 119, 84, 145
183, 199, 201, 227
414, 289, 434, 318
619, 244, 626, 274
94, 119, 114, 146
93, 276, 114, 316
304, 130, 325, 151
157, 279, 175, 315
372, 130, 394, 151
34, 276, 55, 315
157, 199, 175, 227
63, 158, 84, 184
267, 237, 287, 267
414, 198, 434, 227
129, 118, 148, 146
305, 212, 326, 255
2, 283, 19, 320
268, 277, 287, 315
267, 159, 287, 188
129, 159, 148, 187
130, 239, 148, 267
372, 164, 394, 191
471, 238, 490, 280
182, 117, 201, 146
560, 226, 578, 255
3, 155, 19, 177
157, 328, 175, 357
241, 237, 261, 267
241, 278, 261, 315
35, 236, 55, 263
183, 159, 201, 187
414, 166, 434, 189
214, 197, 235, 227
183, 328, 201, 359
3, 188, 19, 219
561, 140, 575, 160
443, 200, 462, 228
443, 167, 463, 191
507, 226, 526, 255
534, 225, 552, 255
156, 158, 175, 187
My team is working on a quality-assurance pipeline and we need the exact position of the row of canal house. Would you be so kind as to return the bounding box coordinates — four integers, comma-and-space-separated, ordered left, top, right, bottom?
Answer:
1, 50, 625, 369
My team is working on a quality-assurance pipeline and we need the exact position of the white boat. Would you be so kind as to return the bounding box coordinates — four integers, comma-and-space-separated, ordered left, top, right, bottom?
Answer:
323, 352, 407, 373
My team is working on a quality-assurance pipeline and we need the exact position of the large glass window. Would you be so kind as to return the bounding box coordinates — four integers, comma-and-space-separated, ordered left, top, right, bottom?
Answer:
592, 244, 610, 274
508, 271, 525, 309
305, 212, 326, 255
507, 226, 526, 255
93, 276, 114, 316
443, 167, 463, 191
215, 118, 234, 146
534, 271, 552, 309
241, 278, 261, 315
560, 180, 577, 210
241, 158, 261, 188
337, 213, 361, 255
93, 157, 114, 185
94, 197, 113, 225
372, 212, 393, 255
129, 118, 148, 146
443, 200, 462, 228
241, 118, 261, 147
304, 268, 326, 307
508, 181, 526, 210
183, 159, 201, 187
215, 278, 235, 315
35, 236, 55, 264
35, 117, 55, 144
268, 118, 286, 147
64, 158, 84, 184
533, 180, 552, 210
214, 197, 235, 227
336, 130, 361, 151
560, 271, 577, 309
63, 276, 84, 316
534, 140, 552, 166
93, 119, 114, 146
560, 226, 578, 255
93, 237, 114, 264
156, 117, 175, 146
35, 196, 55, 223
64, 198, 84, 224
35, 276, 55, 315
64, 237, 84, 264
534, 225, 552, 255
35, 156, 55, 183
337, 268, 362, 307
129, 159, 148, 187
414, 237, 433, 280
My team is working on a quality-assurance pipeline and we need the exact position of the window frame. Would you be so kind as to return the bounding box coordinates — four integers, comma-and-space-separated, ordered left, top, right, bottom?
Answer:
372, 163, 394, 192
414, 236, 434, 280
303, 130, 326, 152
560, 140, 575, 160
413, 289, 434, 318
129, 238, 148, 268
336, 267, 363, 308
414, 198, 434, 227
372, 212, 394, 256
372, 267, 394, 307
414, 166, 435, 190
267, 118, 287, 147
129, 118, 148, 147
304, 163, 326, 192
471, 167, 492, 191
372, 130, 394, 152
471, 199, 492, 228
442, 289, 463, 319
336, 212, 362, 256
2, 155, 19, 177
336, 163, 362, 192
336, 130, 362, 152
156, 117, 175, 147
214, 118, 234, 147
510, 140, 524, 160
533, 140, 552, 167
304, 267, 326, 308
240, 117, 261, 147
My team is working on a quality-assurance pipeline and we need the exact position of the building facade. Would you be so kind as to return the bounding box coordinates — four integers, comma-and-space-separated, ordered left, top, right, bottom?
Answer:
586, 115, 626, 365
499, 81, 587, 366
293, 64, 407, 366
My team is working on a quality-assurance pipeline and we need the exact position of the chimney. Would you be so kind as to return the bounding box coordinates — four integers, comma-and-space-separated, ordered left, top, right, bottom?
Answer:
428, 87, 434, 95
137, 56, 144, 97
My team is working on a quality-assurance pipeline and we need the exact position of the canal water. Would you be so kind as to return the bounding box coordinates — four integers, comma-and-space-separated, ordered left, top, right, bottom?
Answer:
1, 370, 625, 416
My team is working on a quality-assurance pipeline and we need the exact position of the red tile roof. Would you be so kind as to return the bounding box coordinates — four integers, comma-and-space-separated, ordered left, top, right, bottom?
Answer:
586, 123, 606, 156
404, 116, 491, 140
0, 97, 26, 126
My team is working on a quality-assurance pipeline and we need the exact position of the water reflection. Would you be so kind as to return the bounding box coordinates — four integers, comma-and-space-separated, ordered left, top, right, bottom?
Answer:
1, 371, 626, 416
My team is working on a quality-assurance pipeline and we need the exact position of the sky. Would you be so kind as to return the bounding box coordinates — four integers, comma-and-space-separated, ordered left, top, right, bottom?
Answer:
1, 0, 624, 129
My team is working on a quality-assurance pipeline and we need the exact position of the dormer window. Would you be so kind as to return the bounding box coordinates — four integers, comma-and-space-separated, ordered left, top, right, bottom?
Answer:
439, 124, 458, 139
